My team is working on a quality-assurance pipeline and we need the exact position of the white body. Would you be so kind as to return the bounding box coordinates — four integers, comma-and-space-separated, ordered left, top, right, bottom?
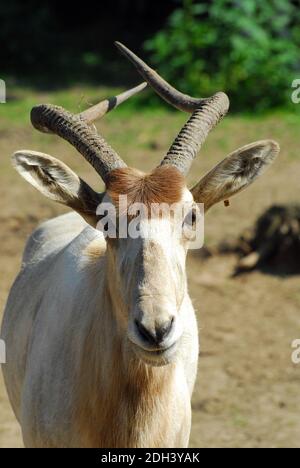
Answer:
2, 212, 198, 448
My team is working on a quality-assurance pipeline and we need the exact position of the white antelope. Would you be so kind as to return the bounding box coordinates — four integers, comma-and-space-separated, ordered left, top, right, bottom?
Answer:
1, 43, 279, 448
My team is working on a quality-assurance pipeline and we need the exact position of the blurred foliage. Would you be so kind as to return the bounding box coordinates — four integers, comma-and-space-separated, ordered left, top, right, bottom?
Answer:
145, 0, 300, 112
0, 0, 299, 113
0, 1, 176, 86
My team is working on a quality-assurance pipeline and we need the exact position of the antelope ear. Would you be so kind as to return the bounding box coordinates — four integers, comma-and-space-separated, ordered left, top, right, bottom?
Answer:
191, 140, 279, 212
12, 150, 104, 227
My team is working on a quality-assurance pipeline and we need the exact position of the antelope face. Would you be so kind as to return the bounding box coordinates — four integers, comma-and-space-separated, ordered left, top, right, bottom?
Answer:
104, 168, 200, 365
109, 220, 188, 366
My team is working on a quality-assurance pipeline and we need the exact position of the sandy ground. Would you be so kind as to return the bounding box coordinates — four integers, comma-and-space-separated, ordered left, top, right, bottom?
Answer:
0, 110, 300, 448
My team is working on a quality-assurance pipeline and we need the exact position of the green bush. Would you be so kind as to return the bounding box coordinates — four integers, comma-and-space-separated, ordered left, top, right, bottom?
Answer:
145, 0, 300, 112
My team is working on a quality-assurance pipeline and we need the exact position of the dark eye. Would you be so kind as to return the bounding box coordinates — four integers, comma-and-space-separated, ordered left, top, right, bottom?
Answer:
183, 208, 197, 228
191, 209, 197, 225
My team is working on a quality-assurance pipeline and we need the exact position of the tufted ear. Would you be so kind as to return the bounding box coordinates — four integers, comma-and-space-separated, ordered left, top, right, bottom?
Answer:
12, 150, 104, 226
191, 140, 280, 212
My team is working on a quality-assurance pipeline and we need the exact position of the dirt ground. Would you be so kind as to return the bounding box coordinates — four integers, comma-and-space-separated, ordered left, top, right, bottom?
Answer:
0, 106, 300, 448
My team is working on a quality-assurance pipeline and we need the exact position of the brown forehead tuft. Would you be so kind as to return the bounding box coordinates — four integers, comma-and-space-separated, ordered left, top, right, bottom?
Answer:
106, 166, 185, 208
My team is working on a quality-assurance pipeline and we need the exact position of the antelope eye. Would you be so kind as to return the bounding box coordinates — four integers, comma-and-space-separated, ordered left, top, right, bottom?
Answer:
183, 208, 197, 228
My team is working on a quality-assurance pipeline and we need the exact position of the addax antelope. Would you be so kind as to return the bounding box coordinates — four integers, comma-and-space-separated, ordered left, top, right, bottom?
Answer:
1, 43, 279, 448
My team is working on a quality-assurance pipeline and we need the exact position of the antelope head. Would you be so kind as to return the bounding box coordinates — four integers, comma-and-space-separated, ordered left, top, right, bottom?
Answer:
13, 43, 279, 366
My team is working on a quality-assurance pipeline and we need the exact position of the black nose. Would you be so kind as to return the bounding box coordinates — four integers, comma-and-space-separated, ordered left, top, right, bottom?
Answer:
135, 318, 174, 346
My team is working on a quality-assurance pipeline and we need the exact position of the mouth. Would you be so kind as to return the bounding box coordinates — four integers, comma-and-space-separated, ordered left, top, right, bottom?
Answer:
130, 341, 177, 366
